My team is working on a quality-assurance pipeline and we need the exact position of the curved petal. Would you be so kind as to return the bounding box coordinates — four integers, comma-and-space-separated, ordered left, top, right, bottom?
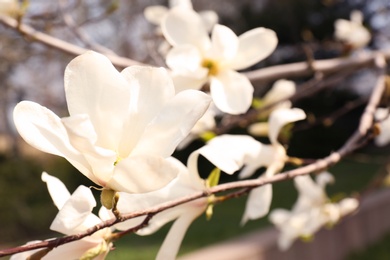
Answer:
161, 8, 210, 50
269, 209, 291, 226
144, 5, 168, 25
268, 108, 306, 145
192, 134, 263, 175
156, 208, 204, 260
131, 90, 211, 157
109, 155, 180, 193
41, 172, 71, 210
210, 24, 238, 61
241, 184, 272, 225
230, 27, 278, 70
50, 186, 97, 235
64, 51, 131, 151
119, 66, 175, 157
13, 101, 93, 182
171, 74, 208, 92
199, 10, 218, 32
263, 79, 296, 105
62, 115, 117, 186
166, 45, 203, 72
210, 70, 253, 114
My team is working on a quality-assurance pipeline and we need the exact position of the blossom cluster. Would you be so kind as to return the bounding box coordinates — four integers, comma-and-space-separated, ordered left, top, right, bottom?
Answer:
5, 1, 382, 259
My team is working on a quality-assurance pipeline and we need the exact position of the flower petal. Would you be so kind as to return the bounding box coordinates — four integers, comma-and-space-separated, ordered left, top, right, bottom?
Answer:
50, 186, 98, 235
144, 5, 168, 25
268, 108, 306, 145
41, 172, 71, 210
161, 8, 210, 50
156, 208, 204, 260
230, 27, 278, 70
199, 10, 218, 32
210, 70, 253, 114
109, 155, 180, 193
166, 45, 203, 73
241, 184, 272, 225
131, 90, 211, 157
191, 135, 264, 175
210, 24, 238, 61
61, 115, 117, 186
13, 101, 93, 182
171, 74, 208, 92
64, 51, 131, 151
263, 79, 296, 105
118, 66, 176, 157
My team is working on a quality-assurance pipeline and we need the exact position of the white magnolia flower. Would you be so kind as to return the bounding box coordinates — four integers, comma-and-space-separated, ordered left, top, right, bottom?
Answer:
0, 0, 19, 17
108, 156, 209, 260
375, 107, 390, 146
249, 79, 296, 136
192, 108, 305, 223
269, 172, 359, 250
161, 8, 278, 114
335, 10, 371, 49
13, 51, 211, 194
11, 172, 113, 260
144, 0, 218, 33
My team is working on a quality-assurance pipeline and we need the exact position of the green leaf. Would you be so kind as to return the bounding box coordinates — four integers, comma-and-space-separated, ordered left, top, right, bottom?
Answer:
206, 168, 220, 188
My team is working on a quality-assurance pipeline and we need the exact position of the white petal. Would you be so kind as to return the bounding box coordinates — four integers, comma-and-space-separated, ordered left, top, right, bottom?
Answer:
41, 172, 71, 210
315, 171, 334, 189
210, 24, 238, 61
269, 209, 291, 226
338, 198, 359, 216
50, 186, 97, 235
109, 155, 180, 193
161, 8, 211, 50
166, 45, 203, 73
199, 10, 218, 32
230, 27, 278, 70
118, 66, 175, 158
64, 51, 131, 151
375, 108, 390, 146
156, 208, 204, 260
268, 108, 306, 145
210, 70, 253, 114
169, 0, 193, 9
241, 184, 272, 224
62, 115, 117, 186
192, 135, 263, 175
171, 74, 208, 92
131, 90, 211, 157
13, 101, 94, 182
263, 79, 296, 105
144, 5, 168, 25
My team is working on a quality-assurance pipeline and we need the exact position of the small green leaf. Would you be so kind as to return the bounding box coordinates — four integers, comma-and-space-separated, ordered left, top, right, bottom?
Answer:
206, 168, 220, 188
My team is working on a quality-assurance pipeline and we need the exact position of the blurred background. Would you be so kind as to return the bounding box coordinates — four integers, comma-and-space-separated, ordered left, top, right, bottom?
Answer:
1, 0, 390, 259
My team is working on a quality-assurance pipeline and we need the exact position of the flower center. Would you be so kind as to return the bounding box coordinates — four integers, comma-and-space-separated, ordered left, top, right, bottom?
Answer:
201, 59, 219, 76
114, 156, 123, 166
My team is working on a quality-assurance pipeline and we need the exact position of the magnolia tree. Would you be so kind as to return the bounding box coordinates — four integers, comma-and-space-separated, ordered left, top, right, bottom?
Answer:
0, 0, 389, 259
